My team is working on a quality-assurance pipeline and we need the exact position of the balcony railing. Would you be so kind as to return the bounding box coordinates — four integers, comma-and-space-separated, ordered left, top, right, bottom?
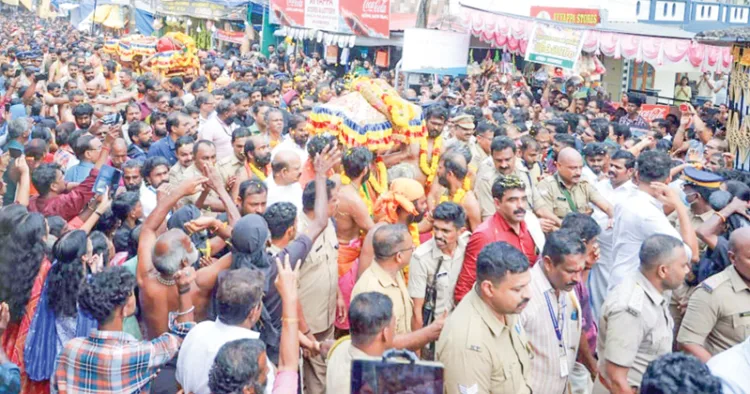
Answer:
636, 0, 750, 31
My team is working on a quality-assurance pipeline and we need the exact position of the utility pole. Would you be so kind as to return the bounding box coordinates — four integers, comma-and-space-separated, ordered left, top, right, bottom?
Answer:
129, 0, 136, 33
415, 0, 431, 28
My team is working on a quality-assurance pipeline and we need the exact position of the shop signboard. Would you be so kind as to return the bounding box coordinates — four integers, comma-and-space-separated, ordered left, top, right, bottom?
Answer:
402, 28, 470, 76
214, 29, 245, 44
524, 23, 585, 70
270, 0, 390, 38
530, 6, 601, 26
157, 0, 248, 20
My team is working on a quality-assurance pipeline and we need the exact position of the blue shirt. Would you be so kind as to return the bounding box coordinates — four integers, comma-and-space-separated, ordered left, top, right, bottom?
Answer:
64, 161, 94, 183
147, 137, 177, 167
0, 362, 20, 394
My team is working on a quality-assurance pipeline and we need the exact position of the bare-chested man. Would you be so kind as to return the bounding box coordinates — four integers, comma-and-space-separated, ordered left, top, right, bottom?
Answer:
136, 165, 241, 339
433, 147, 482, 231
358, 177, 428, 278
383, 106, 448, 185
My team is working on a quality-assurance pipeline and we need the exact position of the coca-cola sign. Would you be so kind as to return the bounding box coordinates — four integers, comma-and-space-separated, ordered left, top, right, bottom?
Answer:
639, 104, 670, 122
270, 0, 391, 38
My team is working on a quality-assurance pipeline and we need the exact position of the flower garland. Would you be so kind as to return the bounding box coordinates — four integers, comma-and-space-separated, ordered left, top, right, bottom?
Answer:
368, 157, 388, 195
419, 136, 442, 186
341, 173, 373, 216
246, 162, 267, 181
270, 138, 280, 149
439, 186, 468, 205
403, 223, 421, 283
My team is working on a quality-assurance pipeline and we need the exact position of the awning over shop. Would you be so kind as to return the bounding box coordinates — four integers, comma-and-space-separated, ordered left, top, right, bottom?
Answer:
93, 5, 126, 29
275, 27, 404, 48
460, 2, 733, 73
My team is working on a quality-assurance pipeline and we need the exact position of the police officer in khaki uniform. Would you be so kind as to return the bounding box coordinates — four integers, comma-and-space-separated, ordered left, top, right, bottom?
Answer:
437, 241, 533, 394
534, 147, 613, 225
677, 227, 750, 362
298, 180, 340, 394
474, 136, 535, 220
596, 234, 690, 392
325, 292, 393, 394
668, 167, 722, 331
217, 128, 253, 186
351, 224, 414, 335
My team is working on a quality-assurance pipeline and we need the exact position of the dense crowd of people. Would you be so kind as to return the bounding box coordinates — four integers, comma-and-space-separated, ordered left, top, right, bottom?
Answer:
0, 9, 749, 394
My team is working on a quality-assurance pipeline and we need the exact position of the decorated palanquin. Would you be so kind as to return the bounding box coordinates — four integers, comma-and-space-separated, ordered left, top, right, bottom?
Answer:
309, 77, 426, 151
104, 32, 199, 76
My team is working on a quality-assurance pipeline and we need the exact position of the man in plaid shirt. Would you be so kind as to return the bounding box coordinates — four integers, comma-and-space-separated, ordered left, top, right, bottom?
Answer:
617, 95, 650, 131
52, 264, 196, 394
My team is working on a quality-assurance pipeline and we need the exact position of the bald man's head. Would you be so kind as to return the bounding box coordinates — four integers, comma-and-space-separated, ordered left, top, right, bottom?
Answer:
730, 227, 750, 279
110, 138, 128, 169
271, 150, 302, 186
557, 147, 584, 185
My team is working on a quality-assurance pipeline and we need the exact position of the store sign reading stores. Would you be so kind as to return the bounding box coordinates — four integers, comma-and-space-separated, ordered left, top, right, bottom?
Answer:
271, 0, 390, 38
530, 6, 601, 26
524, 23, 585, 70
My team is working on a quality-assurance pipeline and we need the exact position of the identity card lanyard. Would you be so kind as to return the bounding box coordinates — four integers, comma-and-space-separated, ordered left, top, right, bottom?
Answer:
544, 291, 569, 377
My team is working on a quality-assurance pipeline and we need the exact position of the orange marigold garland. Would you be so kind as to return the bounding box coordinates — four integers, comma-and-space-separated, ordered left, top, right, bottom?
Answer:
419, 136, 442, 186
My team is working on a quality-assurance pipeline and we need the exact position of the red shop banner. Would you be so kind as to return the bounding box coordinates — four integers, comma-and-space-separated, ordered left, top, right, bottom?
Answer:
271, 0, 390, 38
340, 0, 390, 38
530, 6, 601, 26
214, 29, 245, 45
271, 0, 305, 27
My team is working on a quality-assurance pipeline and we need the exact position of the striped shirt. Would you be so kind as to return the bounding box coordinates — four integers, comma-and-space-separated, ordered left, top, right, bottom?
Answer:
520, 262, 582, 394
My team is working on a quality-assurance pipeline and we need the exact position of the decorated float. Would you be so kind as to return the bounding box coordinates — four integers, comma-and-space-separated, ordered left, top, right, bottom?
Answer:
309, 77, 426, 151
104, 32, 199, 76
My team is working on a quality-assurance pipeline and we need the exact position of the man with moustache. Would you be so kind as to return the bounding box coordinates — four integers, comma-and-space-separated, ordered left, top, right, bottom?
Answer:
589, 150, 638, 320
454, 175, 542, 303
520, 230, 586, 394
597, 234, 690, 392
436, 148, 482, 231
382, 106, 447, 185
127, 121, 153, 161
474, 136, 537, 219
437, 241, 533, 394
218, 127, 253, 188
237, 134, 272, 183
534, 147, 613, 226
168, 136, 195, 186
265, 150, 304, 213
121, 159, 144, 192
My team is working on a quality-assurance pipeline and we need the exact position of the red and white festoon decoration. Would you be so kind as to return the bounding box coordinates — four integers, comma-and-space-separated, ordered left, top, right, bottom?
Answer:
462, 6, 733, 73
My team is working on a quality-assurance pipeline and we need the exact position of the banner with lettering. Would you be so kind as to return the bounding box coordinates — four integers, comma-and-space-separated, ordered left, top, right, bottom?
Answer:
524, 23, 585, 70
214, 29, 245, 44
270, 0, 390, 38
530, 6, 601, 26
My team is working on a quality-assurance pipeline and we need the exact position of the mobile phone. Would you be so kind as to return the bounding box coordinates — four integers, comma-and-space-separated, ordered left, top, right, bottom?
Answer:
92, 165, 122, 195
102, 112, 121, 126
13, 69, 21, 78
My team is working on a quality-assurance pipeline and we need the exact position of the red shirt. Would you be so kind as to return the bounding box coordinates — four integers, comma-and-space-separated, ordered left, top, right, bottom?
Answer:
28, 168, 99, 221
453, 213, 539, 303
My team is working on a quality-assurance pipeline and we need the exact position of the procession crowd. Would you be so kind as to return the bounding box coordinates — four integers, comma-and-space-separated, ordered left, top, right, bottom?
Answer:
0, 9, 748, 394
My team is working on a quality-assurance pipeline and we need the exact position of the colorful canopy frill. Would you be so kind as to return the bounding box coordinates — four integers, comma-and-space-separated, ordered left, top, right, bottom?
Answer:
310, 78, 425, 151
103, 33, 198, 75
462, 7, 733, 73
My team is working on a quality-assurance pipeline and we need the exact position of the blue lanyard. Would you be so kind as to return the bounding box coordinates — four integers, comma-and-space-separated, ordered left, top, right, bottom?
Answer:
544, 291, 566, 344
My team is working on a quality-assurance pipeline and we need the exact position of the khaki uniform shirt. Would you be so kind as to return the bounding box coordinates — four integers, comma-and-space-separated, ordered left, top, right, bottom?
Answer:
407, 232, 470, 317
468, 140, 488, 170
218, 154, 243, 185
297, 214, 339, 334
677, 265, 750, 356
351, 262, 413, 335
534, 173, 607, 219
180, 164, 220, 207
597, 271, 674, 388
168, 162, 191, 186
437, 290, 532, 394
325, 339, 374, 394
108, 83, 137, 113
474, 157, 535, 221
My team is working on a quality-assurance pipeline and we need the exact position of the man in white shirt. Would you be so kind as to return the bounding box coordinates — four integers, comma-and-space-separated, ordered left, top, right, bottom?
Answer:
266, 150, 303, 213
708, 336, 750, 394
176, 268, 274, 394
589, 150, 638, 320
609, 150, 699, 291
520, 230, 585, 394
139, 156, 170, 217
271, 114, 309, 163
199, 99, 237, 158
